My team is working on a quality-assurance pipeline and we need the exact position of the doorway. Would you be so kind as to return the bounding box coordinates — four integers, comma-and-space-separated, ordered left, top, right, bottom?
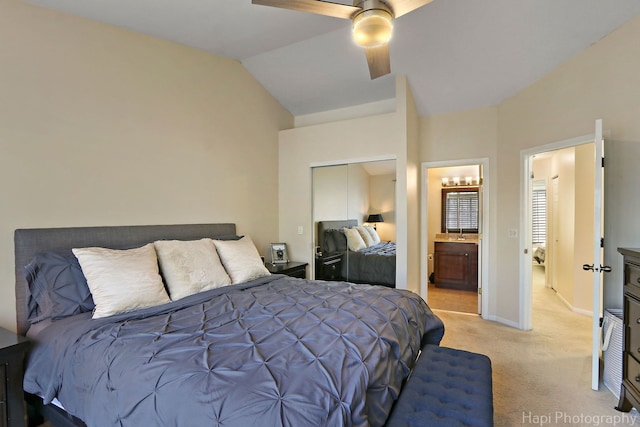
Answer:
524, 142, 598, 323
522, 126, 603, 390
421, 158, 490, 316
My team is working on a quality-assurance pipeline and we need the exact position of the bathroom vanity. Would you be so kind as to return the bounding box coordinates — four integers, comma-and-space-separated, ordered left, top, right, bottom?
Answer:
433, 238, 478, 292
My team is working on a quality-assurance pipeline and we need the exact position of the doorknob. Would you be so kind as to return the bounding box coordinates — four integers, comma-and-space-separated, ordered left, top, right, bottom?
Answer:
582, 264, 612, 273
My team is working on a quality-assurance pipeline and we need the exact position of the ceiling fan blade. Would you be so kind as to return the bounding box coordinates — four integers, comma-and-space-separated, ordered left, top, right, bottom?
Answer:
364, 45, 391, 79
252, 0, 360, 20
389, 0, 434, 18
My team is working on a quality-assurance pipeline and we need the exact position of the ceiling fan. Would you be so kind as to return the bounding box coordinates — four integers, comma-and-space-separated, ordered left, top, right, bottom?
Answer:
252, 0, 434, 79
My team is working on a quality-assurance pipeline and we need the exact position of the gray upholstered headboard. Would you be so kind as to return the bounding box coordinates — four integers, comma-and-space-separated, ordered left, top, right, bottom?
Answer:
317, 220, 358, 253
14, 223, 236, 335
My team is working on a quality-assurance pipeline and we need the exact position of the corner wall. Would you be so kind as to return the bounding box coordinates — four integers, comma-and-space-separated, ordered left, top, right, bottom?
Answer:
495, 14, 640, 324
0, 0, 293, 331
278, 76, 418, 291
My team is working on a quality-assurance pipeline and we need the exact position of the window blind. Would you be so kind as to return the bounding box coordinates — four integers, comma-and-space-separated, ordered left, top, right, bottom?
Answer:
532, 188, 546, 244
445, 191, 479, 232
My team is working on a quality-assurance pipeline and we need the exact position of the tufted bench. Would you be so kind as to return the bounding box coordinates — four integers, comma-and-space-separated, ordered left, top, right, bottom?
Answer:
385, 345, 493, 427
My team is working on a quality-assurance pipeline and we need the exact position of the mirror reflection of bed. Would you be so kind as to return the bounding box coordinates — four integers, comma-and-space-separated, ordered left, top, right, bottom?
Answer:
316, 220, 396, 287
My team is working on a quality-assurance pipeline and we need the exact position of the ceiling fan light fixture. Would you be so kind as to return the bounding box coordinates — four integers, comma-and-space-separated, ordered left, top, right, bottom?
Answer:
352, 9, 393, 48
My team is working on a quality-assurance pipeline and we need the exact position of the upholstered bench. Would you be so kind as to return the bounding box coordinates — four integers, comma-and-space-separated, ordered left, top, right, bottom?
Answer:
386, 345, 493, 427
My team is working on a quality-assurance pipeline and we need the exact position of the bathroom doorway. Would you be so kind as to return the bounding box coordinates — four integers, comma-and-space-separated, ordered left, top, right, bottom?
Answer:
421, 159, 489, 316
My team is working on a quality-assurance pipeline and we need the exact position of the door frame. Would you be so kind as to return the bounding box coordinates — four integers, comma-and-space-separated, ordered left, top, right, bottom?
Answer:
420, 158, 490, 317
520, 132, 599, 330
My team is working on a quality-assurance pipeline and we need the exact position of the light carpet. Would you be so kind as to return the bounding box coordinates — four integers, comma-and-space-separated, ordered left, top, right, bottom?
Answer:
435, 267, 637, 426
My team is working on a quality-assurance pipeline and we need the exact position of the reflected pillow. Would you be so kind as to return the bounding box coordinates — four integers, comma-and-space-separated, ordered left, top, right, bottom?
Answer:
73, 244, 170, 318
355, 226, 375, 247
363, 225, 381, 245
328, 229, 347, 252
343, 227, 366, 251
154, 239, 232, 300
213, 236, 271, 284
323, 230, 336, 253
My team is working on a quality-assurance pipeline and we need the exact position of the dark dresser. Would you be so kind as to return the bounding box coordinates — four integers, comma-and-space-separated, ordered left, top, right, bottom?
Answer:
0, 328, 29, 427
617, 248, 640, 412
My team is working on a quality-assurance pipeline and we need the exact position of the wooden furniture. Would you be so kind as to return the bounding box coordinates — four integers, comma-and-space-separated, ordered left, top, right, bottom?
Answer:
616, 248, 640, 413
0, 328, 29, 427
433, 242, 478, 292
265, 261, 308, 279
315, 253, 343, 281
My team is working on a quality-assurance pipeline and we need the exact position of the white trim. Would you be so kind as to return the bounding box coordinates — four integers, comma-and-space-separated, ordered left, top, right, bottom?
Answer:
295, 99, 396, 128
420, 158, 490, 320
310, 155, 396, 169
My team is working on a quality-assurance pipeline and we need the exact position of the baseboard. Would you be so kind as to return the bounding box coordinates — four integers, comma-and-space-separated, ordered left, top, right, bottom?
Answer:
555, 290, 593, 317
482, 314, 521, 329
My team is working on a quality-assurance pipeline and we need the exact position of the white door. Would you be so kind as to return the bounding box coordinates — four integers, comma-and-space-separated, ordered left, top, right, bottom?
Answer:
589, 119, 605, 390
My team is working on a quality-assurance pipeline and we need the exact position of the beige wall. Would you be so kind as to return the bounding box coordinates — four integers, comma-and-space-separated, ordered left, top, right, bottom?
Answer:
573, 143, 595, 313
278, 76, 418, 290
495, 14, 640, 325
369, 173, 396, 242
420, 107, 499, 316
0, 0, 293, 331
419, 15, 640, 326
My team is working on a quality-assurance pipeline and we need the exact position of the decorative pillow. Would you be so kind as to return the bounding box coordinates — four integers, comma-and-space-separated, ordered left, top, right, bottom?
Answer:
154, 239, 231, 300
323, 230, 337, 253
355, 226, 375, 247
343, 227, 366, 252
329, 229, 347, 252
212, 236, 271, 284
24, 251, 95, 323
363, 225, 381, 245
72, 244, 171, 319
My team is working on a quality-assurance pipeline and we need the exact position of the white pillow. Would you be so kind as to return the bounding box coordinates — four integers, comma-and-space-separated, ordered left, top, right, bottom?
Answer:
363, 225, 381, 245
343, 227, 366, 252
355, 225, 375, 247
72, 244, 171, 319
212, 236, 271, 284
154, 239, 231, 300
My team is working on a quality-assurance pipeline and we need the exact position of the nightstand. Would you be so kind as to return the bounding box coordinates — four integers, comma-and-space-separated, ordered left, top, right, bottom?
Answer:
315, 253, 343, 281
265, 261, 308, 279
0, 328, 29, 427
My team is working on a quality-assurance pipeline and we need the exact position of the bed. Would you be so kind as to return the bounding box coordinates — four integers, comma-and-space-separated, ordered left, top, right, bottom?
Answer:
317, 220, 396, 287
533, 243, 546, 265
14, 223, 444, 427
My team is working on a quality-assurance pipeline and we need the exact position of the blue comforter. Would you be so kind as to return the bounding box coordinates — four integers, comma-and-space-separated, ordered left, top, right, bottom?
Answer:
24, 275, 444, 427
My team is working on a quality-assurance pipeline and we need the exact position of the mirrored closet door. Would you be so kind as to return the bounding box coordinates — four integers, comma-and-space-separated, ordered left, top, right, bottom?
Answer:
312, 160, 396, 287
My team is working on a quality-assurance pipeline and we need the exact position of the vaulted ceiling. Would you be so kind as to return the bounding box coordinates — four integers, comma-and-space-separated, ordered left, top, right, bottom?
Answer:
25, 0, 640, 116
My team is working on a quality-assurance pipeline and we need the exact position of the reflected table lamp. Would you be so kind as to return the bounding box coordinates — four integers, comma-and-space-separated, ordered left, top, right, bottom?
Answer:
366, 214, 384, 230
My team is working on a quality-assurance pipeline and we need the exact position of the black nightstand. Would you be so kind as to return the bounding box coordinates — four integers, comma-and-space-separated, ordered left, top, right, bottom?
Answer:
0, 328, 29, 427
265, 261, 308, 279
315, 253, 343, 281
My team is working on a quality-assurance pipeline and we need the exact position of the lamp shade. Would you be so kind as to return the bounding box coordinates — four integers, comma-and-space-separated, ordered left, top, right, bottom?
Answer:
352, 9, 393, 48
366, 214, 384, 223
